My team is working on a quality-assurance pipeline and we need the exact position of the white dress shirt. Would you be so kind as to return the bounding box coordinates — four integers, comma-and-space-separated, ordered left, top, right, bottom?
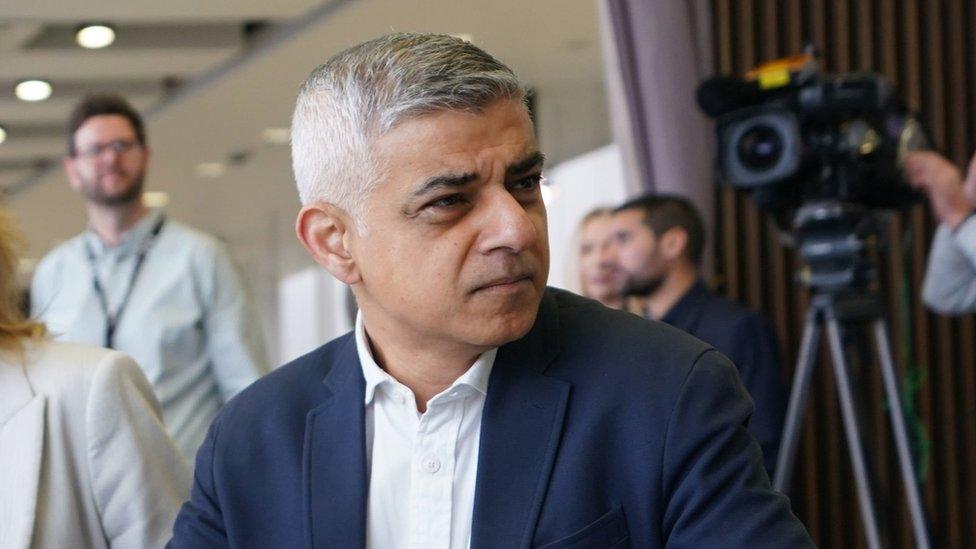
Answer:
356, 313, 496, 549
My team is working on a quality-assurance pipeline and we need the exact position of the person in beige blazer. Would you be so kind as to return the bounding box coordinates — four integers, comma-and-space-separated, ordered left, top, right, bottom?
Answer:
0, 210, 190, 549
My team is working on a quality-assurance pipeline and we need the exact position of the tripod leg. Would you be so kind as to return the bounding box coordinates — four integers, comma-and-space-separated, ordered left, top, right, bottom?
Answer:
773, 307, 821, 492
825, 318, 883, 549
872, 320, 932, 549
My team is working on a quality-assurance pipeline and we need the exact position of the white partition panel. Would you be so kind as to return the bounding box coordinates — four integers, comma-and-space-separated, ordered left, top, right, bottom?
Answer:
277, 266, 354, 365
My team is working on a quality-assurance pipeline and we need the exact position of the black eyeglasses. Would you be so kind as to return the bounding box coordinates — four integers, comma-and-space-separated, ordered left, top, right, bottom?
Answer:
74, 139, 141, 159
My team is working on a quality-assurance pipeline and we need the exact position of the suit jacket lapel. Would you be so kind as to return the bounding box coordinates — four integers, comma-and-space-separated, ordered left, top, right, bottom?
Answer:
471, 291, 570, 549
0, 364, 46, 549
303, 336, 368, 549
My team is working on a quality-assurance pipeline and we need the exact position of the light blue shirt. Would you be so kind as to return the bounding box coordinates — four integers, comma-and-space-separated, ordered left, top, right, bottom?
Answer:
921, 217, 976, 315
30, 209, 269, 462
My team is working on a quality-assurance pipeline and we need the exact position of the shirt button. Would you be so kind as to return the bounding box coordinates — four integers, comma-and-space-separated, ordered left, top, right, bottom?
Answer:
422, 455, 441, 474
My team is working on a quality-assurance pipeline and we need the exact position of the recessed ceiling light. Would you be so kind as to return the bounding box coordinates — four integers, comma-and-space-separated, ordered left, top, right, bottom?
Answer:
0, 125, 7, 145
196, 162, 226, 178
261, 127, 290, 145
15, 80, 52, 102
142, 191, 170, 208
76, 24, 116, 49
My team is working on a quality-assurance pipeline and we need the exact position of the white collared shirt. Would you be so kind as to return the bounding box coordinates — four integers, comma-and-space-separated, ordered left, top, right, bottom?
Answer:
356, 313, 496, 549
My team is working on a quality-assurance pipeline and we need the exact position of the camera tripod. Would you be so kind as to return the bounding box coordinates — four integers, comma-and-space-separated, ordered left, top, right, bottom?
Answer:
772, 290, 931, 549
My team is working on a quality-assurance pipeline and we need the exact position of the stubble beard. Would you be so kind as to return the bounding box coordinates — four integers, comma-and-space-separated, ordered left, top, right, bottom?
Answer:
622, 272, 665, 298
82, 169, 146, 207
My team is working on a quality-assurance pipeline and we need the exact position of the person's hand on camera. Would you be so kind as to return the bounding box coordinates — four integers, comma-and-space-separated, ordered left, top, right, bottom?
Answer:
904, 151, 975, 230
963, 152, 976, 206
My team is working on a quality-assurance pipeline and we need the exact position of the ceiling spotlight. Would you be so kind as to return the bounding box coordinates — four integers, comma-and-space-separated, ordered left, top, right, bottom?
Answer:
261, 127, 290, 145
196, 162, 226, 178
142, 191, 170, 208
0, 125, 7, 145
15, 79, 52, 102
76, 24, 116, 49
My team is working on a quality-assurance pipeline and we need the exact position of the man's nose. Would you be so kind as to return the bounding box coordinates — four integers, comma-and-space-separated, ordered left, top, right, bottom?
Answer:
600, 240, 620, 263
97, 147, 123, 165
477, 190, 539, 254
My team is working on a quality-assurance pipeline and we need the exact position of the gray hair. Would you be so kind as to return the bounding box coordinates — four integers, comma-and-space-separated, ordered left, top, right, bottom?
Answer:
291, 33, 527, 231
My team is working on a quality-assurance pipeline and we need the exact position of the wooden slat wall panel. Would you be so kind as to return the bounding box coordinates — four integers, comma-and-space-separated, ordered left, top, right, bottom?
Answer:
708, 1, 976, 547
872, 2, 913, 543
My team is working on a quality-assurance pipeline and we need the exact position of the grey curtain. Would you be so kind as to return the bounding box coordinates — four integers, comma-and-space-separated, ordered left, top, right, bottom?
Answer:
599, 0, 716, 276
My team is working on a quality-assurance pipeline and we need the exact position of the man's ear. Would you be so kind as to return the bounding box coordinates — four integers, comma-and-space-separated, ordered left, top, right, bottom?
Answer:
63, 157, 82, 193
659, 227, 689, 262
296, 202, 361, 285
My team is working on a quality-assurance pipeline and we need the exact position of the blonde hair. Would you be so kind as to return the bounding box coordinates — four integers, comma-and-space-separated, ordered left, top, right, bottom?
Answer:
580, 206, 614, 227
0, 209, 45, 352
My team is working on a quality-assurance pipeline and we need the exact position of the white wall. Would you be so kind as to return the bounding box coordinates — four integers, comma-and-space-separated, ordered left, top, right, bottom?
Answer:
277, 266, 354, 365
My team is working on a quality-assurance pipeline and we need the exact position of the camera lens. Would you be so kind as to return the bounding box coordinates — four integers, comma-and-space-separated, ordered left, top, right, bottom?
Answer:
737, 124, 783, 170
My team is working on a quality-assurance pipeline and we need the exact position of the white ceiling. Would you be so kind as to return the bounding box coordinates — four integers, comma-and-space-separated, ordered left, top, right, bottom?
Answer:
3, 0, 610, 311
0, 1, 322, 21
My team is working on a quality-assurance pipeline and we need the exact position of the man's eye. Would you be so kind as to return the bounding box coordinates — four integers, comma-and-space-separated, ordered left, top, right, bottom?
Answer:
427, 194, 466, 209
511, 174, 543, 192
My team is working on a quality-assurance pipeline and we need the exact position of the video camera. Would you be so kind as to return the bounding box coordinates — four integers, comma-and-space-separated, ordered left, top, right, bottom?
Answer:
698, 54, 927, 211
697, 53, 928, 292
706, 62, 938, 548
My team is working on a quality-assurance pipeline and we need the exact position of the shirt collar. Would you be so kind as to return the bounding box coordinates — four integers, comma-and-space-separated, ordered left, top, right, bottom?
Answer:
354, 310, 496, 406
85, 208, 164, 258
660, 279, 709, 329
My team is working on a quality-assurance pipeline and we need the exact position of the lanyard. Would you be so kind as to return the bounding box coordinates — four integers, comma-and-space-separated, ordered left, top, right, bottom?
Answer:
84, 215, 166, 349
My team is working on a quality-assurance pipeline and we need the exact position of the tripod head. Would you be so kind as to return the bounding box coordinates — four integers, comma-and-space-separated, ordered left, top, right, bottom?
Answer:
794, 200, 882, 296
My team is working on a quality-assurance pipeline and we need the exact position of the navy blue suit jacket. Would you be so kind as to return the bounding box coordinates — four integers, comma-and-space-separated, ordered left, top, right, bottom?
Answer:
660, 281, 787, 476
170, 288, 811, 548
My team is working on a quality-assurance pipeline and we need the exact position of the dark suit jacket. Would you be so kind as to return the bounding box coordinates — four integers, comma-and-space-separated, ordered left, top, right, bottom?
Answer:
169, 288, 812, 548
660, 281, 787, 476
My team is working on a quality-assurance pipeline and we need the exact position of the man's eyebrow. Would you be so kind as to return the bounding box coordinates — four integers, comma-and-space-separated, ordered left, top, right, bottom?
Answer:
409, 172, 478, 201
408, 151, 545, 202
506, 151, 546, 177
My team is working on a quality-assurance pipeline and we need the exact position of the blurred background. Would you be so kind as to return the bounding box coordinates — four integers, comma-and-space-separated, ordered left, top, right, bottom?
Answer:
1, 1, 974, 547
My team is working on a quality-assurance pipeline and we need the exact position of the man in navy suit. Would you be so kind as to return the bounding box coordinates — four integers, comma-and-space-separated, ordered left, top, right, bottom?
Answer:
169, 33, 812, 548
610, 195, 787, 476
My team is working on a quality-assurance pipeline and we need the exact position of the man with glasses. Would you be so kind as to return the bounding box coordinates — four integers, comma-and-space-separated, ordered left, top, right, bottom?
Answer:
30, 93, 269, 462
